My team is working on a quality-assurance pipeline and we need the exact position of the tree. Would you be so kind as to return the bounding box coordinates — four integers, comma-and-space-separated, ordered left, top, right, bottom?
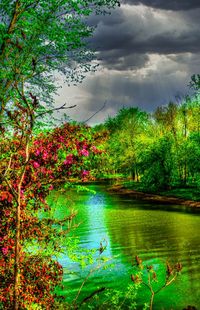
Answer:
182, 132, 200, 186
105, 107, 149, 179
97, 96, 200, 189
0, 100, 102, 309
190, 74, 200, 91
0, 0, 120, 118
138, 136, 174, 191
0, 1, 119, 308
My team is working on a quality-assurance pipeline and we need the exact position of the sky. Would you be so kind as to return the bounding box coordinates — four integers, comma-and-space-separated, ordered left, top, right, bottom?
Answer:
54, 0, 200, 125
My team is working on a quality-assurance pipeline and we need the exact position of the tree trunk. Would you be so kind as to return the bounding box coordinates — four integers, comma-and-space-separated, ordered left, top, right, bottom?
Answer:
14, 199, 21, 310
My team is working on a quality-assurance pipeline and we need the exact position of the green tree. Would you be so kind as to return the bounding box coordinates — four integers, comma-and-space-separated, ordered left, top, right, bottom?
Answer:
105, 107, 149, 179
0, 1, 119, 309
139, 136, 174, 191
190, 74, 200, 91
175, 97, 199, 185
185, 132, 200, 185
97, 96, 200, 190
154, 102, 179, 143
0, 0, 119, 118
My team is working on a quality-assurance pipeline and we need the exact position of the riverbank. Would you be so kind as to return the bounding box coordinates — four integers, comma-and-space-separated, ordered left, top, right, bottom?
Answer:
108, 184, 200, 208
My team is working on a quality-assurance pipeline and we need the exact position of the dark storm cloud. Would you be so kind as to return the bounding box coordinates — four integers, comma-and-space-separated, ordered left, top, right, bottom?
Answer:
122, 0, 200, 11
95, 26, 200, 56
67, 49, 199, 124
97, 52, 149, 71
140, 32, 200, 54
89, 5, 200, 71
57, 1, 200, 124
75, 60, 194, 124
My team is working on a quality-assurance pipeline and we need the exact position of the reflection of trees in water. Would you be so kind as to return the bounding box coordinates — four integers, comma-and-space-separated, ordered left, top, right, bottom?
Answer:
74, 190, 112, 252
55, 186, 200, 307
103, 201, 200, 306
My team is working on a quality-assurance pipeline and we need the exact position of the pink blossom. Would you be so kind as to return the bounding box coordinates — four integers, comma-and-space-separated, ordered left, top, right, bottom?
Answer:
59, 136, 64, 142
91, 146, 99, 154
4, 209, 11, 216
33, 161, 40, 168
83, 144, 88, 149
91, 146, 97, 151
82, 170, 89, 177
80, 149, 89, 157
42, 151, 48, 160
41, 167, 47, 174
64, 154, 73, 165
49, 185, 54, 190
35, 149, 40, 156
2, 246, 9, 256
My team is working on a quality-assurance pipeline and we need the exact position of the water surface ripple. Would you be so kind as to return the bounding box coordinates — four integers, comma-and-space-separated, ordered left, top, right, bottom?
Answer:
56, 184, 200, 309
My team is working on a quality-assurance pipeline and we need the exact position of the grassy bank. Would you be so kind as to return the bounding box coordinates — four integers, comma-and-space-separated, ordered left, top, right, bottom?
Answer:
107, 179, 200, 208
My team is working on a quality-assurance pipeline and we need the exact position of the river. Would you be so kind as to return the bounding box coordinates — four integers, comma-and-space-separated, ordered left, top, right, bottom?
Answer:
49, 183, 200, 309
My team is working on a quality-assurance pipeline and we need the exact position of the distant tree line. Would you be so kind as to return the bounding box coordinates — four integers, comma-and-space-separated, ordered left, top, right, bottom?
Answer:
94, 94, 200, 191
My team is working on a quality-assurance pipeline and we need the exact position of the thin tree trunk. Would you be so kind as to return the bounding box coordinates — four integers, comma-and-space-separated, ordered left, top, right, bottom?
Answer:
13, 139, 29, 309
13, 198, 21, 310
150, 291, 155, 310
184, 162, 187, 185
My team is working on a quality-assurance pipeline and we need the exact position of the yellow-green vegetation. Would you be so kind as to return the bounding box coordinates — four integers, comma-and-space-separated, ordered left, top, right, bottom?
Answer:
94, 94, 200, 200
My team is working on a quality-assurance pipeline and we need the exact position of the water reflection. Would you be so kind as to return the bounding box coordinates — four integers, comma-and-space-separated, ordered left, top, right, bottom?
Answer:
75, 191, 113, 259
54, 184, 200, 308
102, 195, 200, 308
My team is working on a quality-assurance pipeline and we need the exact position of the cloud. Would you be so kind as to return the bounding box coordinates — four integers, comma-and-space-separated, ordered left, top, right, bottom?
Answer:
88, 4, 200, 72
121, 0, 200, 11
82, 53, 194, 110
96, 51, 149, 71
55, 52, 197, 124
54, 2, 200, 125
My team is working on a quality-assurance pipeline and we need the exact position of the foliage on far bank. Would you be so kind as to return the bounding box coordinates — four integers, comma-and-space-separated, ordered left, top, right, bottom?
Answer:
94, 94, 200, 193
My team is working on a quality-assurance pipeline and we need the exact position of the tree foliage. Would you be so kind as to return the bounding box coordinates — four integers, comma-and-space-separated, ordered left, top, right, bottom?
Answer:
97, 95, 200, 191
0, 106, 103, 308
0, 0, 119, 116
104, 107, 149, 179
0, 1, 119, 308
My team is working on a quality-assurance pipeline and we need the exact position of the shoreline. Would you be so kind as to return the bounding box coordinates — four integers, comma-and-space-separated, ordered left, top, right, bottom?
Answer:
108, 184, 200, 208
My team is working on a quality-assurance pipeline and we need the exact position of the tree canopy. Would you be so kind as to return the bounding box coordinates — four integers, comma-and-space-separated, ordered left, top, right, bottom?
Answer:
95, 96, 200, 191
0, 1, 120, 309
0, 0, 119, 119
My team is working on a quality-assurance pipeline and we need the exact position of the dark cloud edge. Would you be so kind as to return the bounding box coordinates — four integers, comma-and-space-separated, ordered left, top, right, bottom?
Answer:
121, 0, 200, 11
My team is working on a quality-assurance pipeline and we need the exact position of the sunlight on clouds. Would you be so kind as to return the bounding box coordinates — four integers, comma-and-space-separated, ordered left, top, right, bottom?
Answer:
122, 3, 190, 40
53, 3, 200, 125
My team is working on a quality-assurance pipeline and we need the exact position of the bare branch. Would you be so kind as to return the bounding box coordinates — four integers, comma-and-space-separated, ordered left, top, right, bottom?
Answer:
80, 287, 106, 306
35, 103, 77, 118
3, 154, 13, 177
83, 101, 107, 123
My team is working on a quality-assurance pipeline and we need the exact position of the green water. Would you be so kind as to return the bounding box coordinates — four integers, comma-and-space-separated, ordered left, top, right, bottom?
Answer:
51, 183, 200, 309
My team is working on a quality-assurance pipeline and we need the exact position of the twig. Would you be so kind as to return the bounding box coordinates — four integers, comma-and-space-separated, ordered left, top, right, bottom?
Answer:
36, 103, 76, 118
80, 287, 106, 306
155, 274, 177, 294
83, 101, 107, 123
73, 257, 112, 308
3, 154, 13, 177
